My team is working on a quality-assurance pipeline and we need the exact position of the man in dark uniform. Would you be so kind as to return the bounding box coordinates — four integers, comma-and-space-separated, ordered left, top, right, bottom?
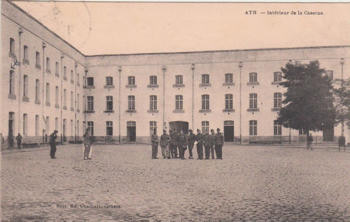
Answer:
174, 130, 180, 158
16, 133, 23, 149
209, 129, 216, 159
187, 130, 196, 159
215, 128, 224, 159
203, 131, 210, 159
178, 130, 187, 159
196, 129, 204, 160
169, 129, 176, 158
338, 135, 346, 151
307, 133, 313, 150
49, 130, 58, 159
151, 129, 159, 159
160, 130, 170, 159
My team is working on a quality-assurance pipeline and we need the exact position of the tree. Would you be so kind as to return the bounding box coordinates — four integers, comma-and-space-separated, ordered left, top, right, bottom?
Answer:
277, 60, 336, 141
333, 78, 350, 135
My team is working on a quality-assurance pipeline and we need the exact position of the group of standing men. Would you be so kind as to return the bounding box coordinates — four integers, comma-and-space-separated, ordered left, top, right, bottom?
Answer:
151, 128, 224, 160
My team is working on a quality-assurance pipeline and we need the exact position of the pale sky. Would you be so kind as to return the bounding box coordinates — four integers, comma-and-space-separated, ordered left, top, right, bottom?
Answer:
13, 1, 350, 55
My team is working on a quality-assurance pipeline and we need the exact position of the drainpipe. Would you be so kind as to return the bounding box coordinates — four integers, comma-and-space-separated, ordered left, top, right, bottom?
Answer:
84, 68, 88, 134
118, 66, 122, 144
17, 27, 23, 136
340, 58, 344, 137
191, 64, 195, 130
239, 61, 243, 144
162, 65, 167, 130
60, 54, 64, 144
42, 42, 46, 143
74, 62, 77, 143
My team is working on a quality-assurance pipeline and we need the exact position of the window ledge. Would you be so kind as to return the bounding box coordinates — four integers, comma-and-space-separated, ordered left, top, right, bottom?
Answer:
126, 85, 137, 88
55, 104, 59, 109
173, 84, 185, 88
247, 108, 260, 112
247, 82, 259, 86
35, 99, 40, 105
85, 85, 95, 89
173, 109, 184, 113
22, 96, 30, 102
8, 94, 16, 100
104, 85, 115, 89
104, 110, 114, 113
223, 82, 235, 87
199, 109, 211, 113
46, 102, 51, 107
148, 110, 159, 113
63, 106, 67, 110
126, 109, 136, 113
199, 83, 211, 88
85, 110, 95, 113
272, 81, 282, 85
35, 64, 41, 69
223, 109, 235, 113
271, 107, 281, 112
23, 59, 29, 65
147, 84, 159, 88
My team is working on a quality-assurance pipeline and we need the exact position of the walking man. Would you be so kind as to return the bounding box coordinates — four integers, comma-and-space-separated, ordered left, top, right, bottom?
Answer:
49, 130, 58, 159
209, 129, 216, 159
151, 129, 159, 159
196, 129, 204, 160
215, 128, 224, 159
16, 133, 23, 149
160, 130, 170, 159
204, 131, 210, 159
187, 130, 196, 159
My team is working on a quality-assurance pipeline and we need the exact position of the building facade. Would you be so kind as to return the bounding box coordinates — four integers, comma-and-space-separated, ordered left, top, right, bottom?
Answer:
1, 0, 350, 148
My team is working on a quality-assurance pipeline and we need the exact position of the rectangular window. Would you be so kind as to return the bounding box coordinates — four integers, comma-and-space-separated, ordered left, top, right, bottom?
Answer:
249, 120, 257, 136
150, 121, 157, 135
77, 93, 80, 111
9, 38, 15, 56
23, 75, 28, 97
55, 86, 59, 106
274, 120, 282, 136
70, 119, 73, 137
55, 117, 58, 131
274, 72, 282, 82
150, 75, 157, 85
71, 70, 74, 83
106, 121, 113, 136
70, 91, 74, 109
46, 57, 50, 73
225, 94, 233, 110
274, 92, 282, 108
35, 79, 40, 103
106, 76, 113, 86
202, 121, 209, 134
175, 95, 183, 110
23, 45, 28, 63
46, 83, 50, 105
35, 51, 40, 68
9, 70, 15, 96
128, 95, 135, 111
150, 95, 157, 111
249, 72, 258, 83
64, 66, 67, 80
77, 73, 80, 86
225, 73, 233, 84
87, 121, 94, 136
63, 89, 67, 108
55, 62, 59, 76
106, 96, 113, 111
35, 115, 39, 136
249, 93, 257, 109
77, 120, 80, 137
23, 114, 28, 136
175, 75, 183, 85
128, 76, 135, 85
201, 94, 210, 110
201, 74, 210, 84
87, 77, 94, 86
87, 96, 94, 111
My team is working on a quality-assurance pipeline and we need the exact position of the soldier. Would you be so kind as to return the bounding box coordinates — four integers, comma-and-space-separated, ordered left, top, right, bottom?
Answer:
307, 133, 313, 150
160, 130, 170, 159
203, 131, 210, 159
215, 128, 224, 159
49, 130, 58, 159
187, 129, 196, 159
338, 135, 346, 152
196, 129, 204, 160
174, 130, 180, 158
178, 130, 187, 159
169, 129, 176, 158
151, 129, 159, 159
209, 129, 216, 159
16, 133, 23, 149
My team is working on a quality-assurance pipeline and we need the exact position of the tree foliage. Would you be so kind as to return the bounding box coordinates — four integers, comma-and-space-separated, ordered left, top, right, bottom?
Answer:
333, 78, 350, 127
277, 60, 336, 135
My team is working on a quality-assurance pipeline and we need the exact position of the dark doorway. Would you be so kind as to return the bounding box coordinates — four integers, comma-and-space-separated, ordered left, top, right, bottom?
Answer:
8, 112, 14, 148
169, 121, 189, 134
224, 121, 234, 142
127, 121, 136, 142
323, 125, 334, 141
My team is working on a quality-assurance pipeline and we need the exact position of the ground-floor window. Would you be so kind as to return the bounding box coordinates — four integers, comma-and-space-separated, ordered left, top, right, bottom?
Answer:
35, 115, 39, 136
23, 113, 28, 136
249, 120, 257, 136
274, 120, 282, 136
106, 121, 113, 136
87, 121, 94, 136
202, 121, 209, 134
150, 121, 157, 135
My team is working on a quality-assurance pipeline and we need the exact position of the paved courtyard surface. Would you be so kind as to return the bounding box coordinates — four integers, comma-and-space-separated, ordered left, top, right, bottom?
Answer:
2, 144, 350, 221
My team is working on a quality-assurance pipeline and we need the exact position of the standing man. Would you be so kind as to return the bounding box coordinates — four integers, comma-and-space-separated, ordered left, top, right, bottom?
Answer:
209, 129, 216, 159
203, 131, 210, 159
187, 130, 196, 159
178, 130, 186, 159
151, 129, 159, 159
307, 133, 313, 150
196, 129, 204, 160
160, 130, 170, 159
49, 130, 58, 159
215, 128, 224, 159
16, 133, 23, 149
169, 129, 177, 158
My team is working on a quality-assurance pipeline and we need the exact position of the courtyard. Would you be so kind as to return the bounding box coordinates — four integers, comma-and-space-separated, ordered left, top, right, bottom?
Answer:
1, 144, 350, 221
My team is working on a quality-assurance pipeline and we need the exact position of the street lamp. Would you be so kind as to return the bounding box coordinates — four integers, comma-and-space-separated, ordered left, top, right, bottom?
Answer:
340, 58, 345, 136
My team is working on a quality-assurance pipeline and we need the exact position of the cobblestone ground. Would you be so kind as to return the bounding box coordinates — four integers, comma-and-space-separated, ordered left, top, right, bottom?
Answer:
2, 144, 350, 221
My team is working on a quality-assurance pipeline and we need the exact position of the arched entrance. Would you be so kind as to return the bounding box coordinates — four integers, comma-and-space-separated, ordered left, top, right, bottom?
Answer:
169, 121, 189, 134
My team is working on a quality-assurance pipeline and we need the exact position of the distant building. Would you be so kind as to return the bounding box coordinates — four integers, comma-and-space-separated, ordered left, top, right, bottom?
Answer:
1, 0, 349, 148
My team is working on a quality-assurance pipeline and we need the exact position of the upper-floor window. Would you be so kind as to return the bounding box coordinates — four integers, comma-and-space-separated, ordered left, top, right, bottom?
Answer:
9, 70, 15, 97
202, 121, 209, 134
35, 79, 40, 103
128, 95, 135, 111
9, 38, 15, 57
201, 74, 210, 85
87, 77, 94, 87
150, 121, 157, 135
23, 114, 28, 136
23, 45, 29, 64
106, 76, 113, 86
249, 93, 258, 109
71, 70, 74, 83
274, 120, 282, 136
225, 94, 233, 110
273, 92, 282, 108
23, 75, 28, 98
106, 96, 113, 111
46, 83, 50, 106
225, 73, 233, 84
63, 66, 67, 80
76, 73, 80, 86
175, 75, 183, 85
273, 72, 282, 82
201, 94, 210, 110
35, 52, 41, 68
55, 86, 59, 106
175, 95, 183, 110
77, 93, 80, 111
249, 120, 257, 136
46, 57, 51, 73
249, 72, 258, 83
87, 96, 94, 111
106, 121, 113, 136
150, 95, 157, 111
70, 91, 74, 109
55, 62, 59, 76
128, 76, 135, 86
63, 89, 67, 108
149, 75, 157, 85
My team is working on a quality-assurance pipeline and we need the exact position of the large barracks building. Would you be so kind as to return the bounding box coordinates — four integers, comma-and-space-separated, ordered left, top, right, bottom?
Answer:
1, 0, 350, 148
